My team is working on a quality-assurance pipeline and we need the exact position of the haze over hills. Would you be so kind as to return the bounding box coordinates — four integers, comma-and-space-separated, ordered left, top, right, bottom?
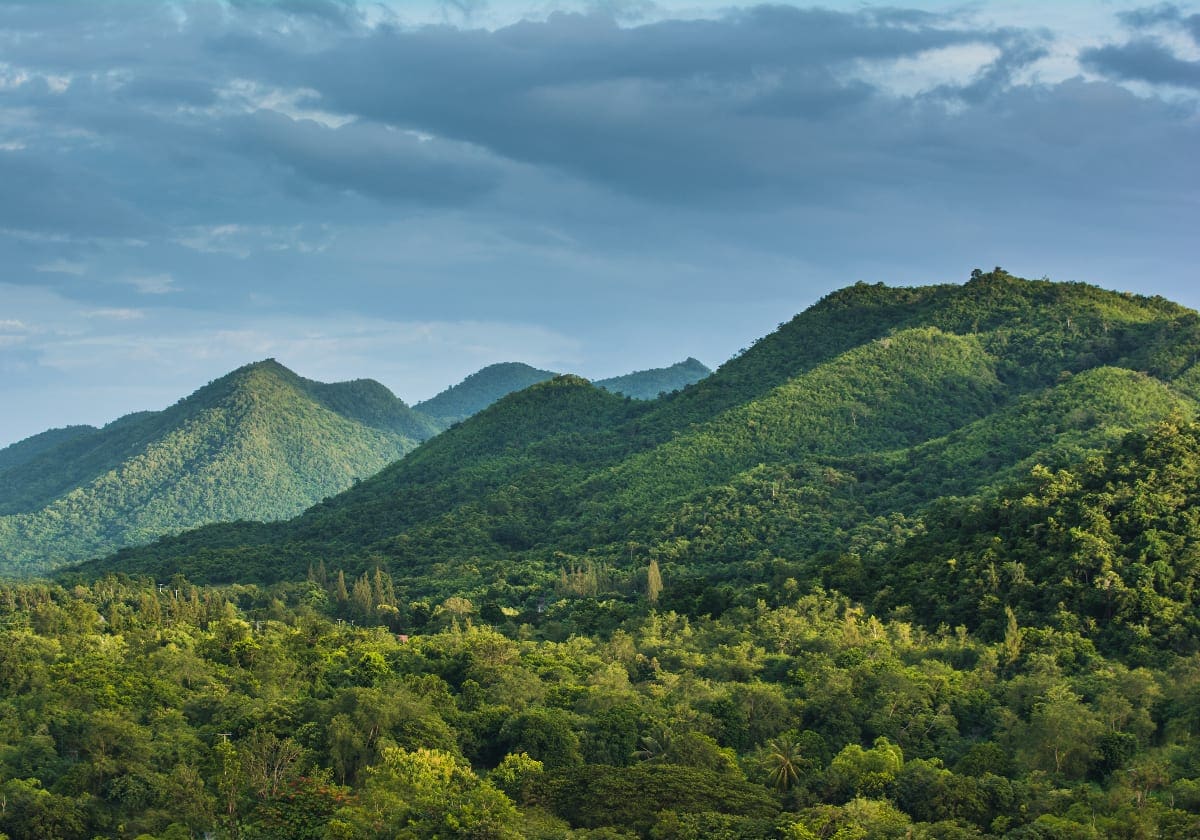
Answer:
81, 270, 1200, 660
0, 360, 439, 573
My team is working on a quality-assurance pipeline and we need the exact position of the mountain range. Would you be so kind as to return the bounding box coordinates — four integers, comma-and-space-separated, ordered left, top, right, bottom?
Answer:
71, 269, 1200, 657
0, 356, 710, 572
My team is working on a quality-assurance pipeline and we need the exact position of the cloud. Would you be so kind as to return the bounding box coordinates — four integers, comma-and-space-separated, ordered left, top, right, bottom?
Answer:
0, 150, 157, 238
1082, 4, 1200, 89
83, 308, 145, 321
35, 259, 86, 275
125, 274, 178, 295
1082, 38, 1200, 88
1119, 4, 1200, 42
278, 7, 1014, 200
225, 110, 504, 204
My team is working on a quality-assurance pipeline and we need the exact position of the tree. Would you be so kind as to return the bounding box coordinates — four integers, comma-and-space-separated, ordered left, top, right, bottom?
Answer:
762, 735, 806, 792
242, 731, 305, 799
1017, 683, 1103, 778
647, 559, 663, 604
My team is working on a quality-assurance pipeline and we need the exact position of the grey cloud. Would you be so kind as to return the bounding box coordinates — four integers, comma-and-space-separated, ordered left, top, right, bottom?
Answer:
267, 8, 1030, 201
0, 1, 1196, 338
228, 0, 363, 26
1118, 4, 1200, 42
118, 76, 219, 107
225, 110, 503, 203
952, 34, 1050, 102
1081, 38, 1200, 88
0, 151, 156, 238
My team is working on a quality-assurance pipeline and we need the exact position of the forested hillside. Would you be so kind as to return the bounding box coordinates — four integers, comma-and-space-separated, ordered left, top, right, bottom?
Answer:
0, 361, 437, 574
22, 269, 1200, 838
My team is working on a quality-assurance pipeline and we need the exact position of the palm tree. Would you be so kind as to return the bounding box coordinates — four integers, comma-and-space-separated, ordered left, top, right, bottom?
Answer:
763, 735, 805, 792
632, 726, 673, 763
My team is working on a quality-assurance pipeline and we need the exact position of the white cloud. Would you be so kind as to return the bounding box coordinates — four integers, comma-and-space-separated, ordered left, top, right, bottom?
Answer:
35, 259, 86, 275
854, 43, 1002, 97
125, 273, 178, 294
174, 223, 336, 258
83, 308, 145, 321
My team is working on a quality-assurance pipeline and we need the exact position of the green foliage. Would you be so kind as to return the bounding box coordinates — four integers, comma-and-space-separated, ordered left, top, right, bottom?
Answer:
0, 577, 1198, 836
867, 416, 1200, 657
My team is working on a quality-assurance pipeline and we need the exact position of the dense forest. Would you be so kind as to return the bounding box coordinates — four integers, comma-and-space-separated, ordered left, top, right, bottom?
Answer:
8, 271, 1200, 837
5, 566, 1200, 839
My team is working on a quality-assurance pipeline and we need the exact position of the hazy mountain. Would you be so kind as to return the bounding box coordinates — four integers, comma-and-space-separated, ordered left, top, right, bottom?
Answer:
413, 362, 558, 426
594, 357, 711, 399
412, 358, 711, 426
0, 425, 99, 477
0, 359, 438, 573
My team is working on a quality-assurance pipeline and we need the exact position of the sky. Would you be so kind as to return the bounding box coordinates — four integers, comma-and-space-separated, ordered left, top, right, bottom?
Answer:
1, 0, 1198, 446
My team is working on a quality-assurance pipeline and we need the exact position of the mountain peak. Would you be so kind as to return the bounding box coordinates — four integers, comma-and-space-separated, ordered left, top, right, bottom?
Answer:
414, 362, 558, 425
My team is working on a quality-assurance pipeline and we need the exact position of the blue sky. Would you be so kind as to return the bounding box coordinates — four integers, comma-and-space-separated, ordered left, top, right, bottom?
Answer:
1, 0, 1198, 446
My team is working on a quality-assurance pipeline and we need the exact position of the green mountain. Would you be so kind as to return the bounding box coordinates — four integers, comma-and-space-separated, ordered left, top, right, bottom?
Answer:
82, 271, 1200, 663
413, 362, 558, 426
412, 358, 712, 426
0, 424, 98, 477
594, 357, 712, 399
0, 359, 439, 574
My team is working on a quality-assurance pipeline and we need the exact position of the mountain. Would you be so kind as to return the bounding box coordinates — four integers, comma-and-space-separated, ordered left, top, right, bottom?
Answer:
413, 362, 557, 426
81, 271, 1200, 664
0, 359, 439, 574
412, 358, 712, 426
0, 424, 99, 476
594, 357, 711, 399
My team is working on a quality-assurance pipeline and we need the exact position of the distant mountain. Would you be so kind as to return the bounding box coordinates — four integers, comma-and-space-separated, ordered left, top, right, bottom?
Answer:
0, 359, 439, 574
0, 425, 98, 477
413, 358, 712, 426
594, 357, 711, 399
413, 362, 557, 426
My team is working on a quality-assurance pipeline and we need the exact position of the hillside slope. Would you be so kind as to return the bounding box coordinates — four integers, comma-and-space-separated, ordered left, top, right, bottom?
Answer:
0, 360, 435, 573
